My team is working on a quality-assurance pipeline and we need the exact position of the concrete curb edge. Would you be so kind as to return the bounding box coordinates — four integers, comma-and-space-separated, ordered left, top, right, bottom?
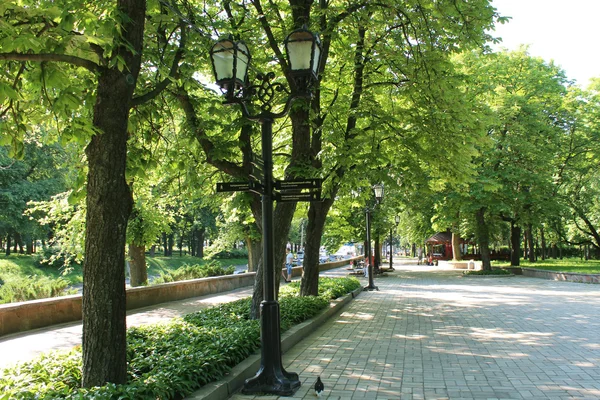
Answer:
186, 286, 363, 400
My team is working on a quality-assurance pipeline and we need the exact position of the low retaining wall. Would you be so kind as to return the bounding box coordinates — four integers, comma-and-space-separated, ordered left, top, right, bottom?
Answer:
521, 268, 600, 283
1, 259, 360, 337
0, 273, 256, 337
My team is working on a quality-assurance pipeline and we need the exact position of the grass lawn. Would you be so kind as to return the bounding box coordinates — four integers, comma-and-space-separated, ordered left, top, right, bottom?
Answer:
0, 254, 82, 285
494, 257, 600, 274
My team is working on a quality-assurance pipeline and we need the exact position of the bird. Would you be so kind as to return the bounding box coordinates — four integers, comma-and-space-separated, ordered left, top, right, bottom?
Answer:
314, 376, 324, 397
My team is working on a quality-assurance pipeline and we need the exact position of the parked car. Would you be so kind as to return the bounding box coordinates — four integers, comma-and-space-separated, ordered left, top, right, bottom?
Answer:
295, 251, 304, 266
319, 252, 329, 263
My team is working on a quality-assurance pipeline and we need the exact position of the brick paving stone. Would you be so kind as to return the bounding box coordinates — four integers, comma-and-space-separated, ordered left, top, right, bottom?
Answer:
227, 260, 600, 400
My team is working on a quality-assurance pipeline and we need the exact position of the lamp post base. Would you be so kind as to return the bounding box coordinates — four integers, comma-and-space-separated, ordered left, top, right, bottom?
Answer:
363, 284, 379, 291
242, 301, 301, 396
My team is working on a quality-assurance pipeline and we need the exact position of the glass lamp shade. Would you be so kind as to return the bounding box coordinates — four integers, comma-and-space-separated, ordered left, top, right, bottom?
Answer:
373, 184, 384, 202
395, 215, 400, 224
284, 27, 321, 81
210, 37, 251, 90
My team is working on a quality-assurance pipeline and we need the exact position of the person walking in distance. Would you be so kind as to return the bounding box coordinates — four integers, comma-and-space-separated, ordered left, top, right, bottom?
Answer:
285, 248, 294, 282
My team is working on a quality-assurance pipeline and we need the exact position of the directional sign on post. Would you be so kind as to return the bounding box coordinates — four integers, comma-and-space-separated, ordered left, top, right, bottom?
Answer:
275, 179, 322, 191
216, 181, 264, 195
216, 182, 250, 192
275, 191, 321, 202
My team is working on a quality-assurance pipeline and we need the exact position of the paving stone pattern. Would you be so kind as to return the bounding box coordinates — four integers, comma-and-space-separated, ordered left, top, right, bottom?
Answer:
231, 263, 600, 400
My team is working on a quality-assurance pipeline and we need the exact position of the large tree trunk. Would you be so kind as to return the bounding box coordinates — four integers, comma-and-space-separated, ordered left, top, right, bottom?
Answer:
510, 222, 521, 267
452, 231, 462, 261
82, 0, 145, 387
301, 200, 332, 296
474, 208, 492, 271
246, 235, 262, 273
82, 69, 134, 388
128, 243, 147, 287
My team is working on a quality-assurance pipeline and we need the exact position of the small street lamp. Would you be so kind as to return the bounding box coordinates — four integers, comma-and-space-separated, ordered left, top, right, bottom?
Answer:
390, 215, 400, 270
210, 27, 321, 397
365, 184, 384, 291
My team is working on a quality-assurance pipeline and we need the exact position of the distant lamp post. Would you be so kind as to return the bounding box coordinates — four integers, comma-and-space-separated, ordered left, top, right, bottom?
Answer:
210, 26, 321, 397
365, 184, 384, 291
390, 215, 400, 270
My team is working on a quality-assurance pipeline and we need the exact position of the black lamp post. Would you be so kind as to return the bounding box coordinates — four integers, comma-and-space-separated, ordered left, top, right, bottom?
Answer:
389, 215, 400, 270
364, 184, 384, 291
210, 27, 321, 397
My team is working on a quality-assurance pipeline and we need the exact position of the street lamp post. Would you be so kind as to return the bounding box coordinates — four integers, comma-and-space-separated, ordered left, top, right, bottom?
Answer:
389, 215, 400, 270
364, 184, 384, 291
210, 27, 321, 396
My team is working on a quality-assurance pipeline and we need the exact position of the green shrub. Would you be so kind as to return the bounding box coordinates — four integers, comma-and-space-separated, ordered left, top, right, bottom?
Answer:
463, 268, 511, 276
0, 275, 76, 304
33, 247, 72, 271
208, 248, 249, 259
152, 261, 235, 284
0, 277, 359, 399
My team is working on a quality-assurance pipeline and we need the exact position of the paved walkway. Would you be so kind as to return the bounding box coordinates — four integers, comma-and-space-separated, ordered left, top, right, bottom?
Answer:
2, 260, 600, 400
232, 260, 600, 400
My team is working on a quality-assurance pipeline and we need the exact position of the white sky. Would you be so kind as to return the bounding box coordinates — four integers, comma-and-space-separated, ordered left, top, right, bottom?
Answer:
490, 0, 600, 87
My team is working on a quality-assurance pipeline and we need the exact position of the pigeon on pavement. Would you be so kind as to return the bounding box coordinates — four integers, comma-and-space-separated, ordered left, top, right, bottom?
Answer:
314, 376, 324, 397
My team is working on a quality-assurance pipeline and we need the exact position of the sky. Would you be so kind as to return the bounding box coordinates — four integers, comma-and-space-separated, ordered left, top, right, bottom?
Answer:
490, 0, 600, 87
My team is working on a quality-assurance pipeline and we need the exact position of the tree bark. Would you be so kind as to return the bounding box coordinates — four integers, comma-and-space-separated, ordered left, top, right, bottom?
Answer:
451, 231, 462, 261
474, 208, 492, 271
540, 227, 546, 260
82, 0, 145, 387
128, 243, 147, 287
168, 233, 174, 256
510, 222, 521, 267
301, 200, 332, 296
195, 227, 204, 258
526, 224, 535, 262
82, 68, 135, 388
246, 235, 261, 272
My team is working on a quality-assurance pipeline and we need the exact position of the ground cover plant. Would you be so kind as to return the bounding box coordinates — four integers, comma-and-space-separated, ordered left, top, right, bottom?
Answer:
0, 277, 361, 399
494, 258, 600, 274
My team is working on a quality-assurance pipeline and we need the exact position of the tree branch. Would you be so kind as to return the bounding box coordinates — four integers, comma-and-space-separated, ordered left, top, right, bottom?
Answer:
131, 22, 187, 106
0, 52, 101, 72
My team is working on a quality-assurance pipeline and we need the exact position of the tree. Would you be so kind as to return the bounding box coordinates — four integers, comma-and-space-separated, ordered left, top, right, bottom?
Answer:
1, 0, 185, 386
447, 49, 569, 268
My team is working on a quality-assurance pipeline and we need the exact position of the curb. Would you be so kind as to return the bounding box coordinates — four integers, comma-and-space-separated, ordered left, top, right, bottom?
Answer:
185, 286, 363, 400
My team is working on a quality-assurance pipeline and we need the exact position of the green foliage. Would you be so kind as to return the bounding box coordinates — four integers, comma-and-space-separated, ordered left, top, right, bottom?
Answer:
26, 191, 86, 268
0, 277, 359, 399
152, 261, 235, 284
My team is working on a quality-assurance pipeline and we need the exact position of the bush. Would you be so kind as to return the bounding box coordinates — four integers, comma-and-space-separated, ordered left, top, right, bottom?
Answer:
152, 261, 235, 284
0, 277, 360, 399
33, 247, 72, 271
0, 275, 76, 304
208, 248, 249, 259
463, 268, 511, 276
